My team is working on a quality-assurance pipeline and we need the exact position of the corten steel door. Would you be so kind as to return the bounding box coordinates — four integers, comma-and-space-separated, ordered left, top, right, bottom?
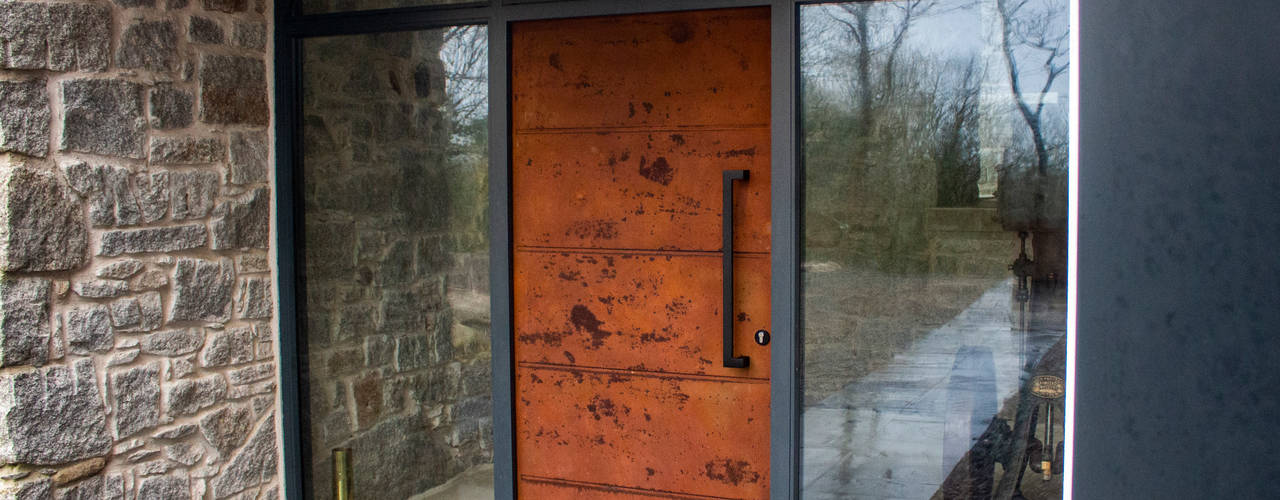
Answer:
511, 8, 772, 499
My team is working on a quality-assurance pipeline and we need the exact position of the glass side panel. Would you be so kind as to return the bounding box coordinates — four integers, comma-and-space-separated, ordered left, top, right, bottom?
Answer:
302, 0, 476, 16
800, 1, 1069, 499
300, 26, 493, 500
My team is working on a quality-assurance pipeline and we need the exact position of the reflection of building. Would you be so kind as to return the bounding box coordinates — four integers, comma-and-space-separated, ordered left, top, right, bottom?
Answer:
979, 0, 1013, 200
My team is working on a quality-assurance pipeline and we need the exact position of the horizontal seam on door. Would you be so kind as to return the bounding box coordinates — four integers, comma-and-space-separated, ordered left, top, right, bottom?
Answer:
518, 361, 769, 384
520, 474, 745, 500
513, 124, 769, 135
516, 245, 769, 257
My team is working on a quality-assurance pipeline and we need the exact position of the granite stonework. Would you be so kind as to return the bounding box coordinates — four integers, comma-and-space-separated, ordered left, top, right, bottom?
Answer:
0, 0, 278, 497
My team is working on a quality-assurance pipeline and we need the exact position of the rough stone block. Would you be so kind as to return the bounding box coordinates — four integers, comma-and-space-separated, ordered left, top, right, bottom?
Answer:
0, 3, 48, 70
149, 86, 193, 130
395, 335, 430, 372
54, 474, 105, 499
202, 0, 248, 13
0, 79, 50, 157
60, 79, 146, 159
364, 335, 393, 367
0, 359, 112, 465
171, 355, 195, 379
227, 362, 272, 385
199, 54, 268, 125
211, 187, 269, 250
50, 456, 106, 486
95, 259, 144, 280
135, 291, 161, 327
227, 379, 273, 400
189, 16, 224, 44
209, 416, 273, 498
72, 279, 128, 298
109, 296, 141, 328
136, 474, 190, 500
139, 328, 203, 356
201, 326, 254, 367
0, 166, 88, 272
228, 131, 268, 185
171, 258, 234, 322
0, 478, 51, 500
111, 362, 160, 438
170, 170, 220, 220
102, 474, 124, 499
47, 3, 110, 72
235, 277, 272, 319
116, 20, 177, 72
164, 375, 226, 417
113, 0, 158, 7
253, 323, 272, 360
107, 348, 140, 367
163, 441, 203, 466
198, 403, 252, 456
150, 137, 226, 165
231, 21, 266, 51
0, 277, 49, 368
99, 224, 207, 256
135, 171, 169, 223
134, 270, 169, 290
63, 163, 141, 229
65, 305, 111, 354
236, 254, 269, 274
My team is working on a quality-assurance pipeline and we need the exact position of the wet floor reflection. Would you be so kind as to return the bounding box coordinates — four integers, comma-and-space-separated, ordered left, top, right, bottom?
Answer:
802, 280, 1063, 499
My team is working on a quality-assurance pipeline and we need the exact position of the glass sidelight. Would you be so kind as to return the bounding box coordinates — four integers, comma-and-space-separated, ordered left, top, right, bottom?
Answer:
298, 26, 493, 499
799, 1, 1069, 499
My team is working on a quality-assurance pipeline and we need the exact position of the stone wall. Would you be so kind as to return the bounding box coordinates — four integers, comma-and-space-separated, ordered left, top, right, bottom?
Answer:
299, 30, 492, 499
0, 0, 277, 498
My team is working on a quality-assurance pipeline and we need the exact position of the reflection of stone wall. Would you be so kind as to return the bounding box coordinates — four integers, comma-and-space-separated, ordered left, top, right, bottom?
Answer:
925, 208, 1019, 277
301, 31, 491, 500
0, 1, 276, 498
806, 150, 937, 273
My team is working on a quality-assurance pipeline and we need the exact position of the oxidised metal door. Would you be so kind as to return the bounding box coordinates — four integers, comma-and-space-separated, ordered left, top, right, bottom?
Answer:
511, 8, 772, 498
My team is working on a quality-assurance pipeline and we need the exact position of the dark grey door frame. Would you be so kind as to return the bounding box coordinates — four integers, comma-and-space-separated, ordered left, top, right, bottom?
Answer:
274, 1, 803, 498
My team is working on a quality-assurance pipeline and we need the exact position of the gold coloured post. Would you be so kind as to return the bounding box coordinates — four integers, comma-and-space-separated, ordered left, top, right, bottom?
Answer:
333, 448, 352, 500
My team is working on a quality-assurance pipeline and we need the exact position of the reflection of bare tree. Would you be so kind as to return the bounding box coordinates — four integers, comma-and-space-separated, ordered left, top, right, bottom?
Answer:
996, 0, 1068, 176
441, 25, 488, 126
931, 57, 982, 207
826, 1, 941, 163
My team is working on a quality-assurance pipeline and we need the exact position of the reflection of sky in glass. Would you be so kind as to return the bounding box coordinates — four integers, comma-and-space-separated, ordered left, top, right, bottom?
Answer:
803, 0, 1070, 109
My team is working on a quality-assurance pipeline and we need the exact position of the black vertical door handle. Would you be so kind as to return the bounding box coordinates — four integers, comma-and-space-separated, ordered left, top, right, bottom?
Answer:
722, 169, 749, 368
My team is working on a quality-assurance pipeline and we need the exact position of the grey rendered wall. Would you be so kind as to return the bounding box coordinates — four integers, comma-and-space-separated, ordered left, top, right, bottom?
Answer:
1076, 1, 1280, 497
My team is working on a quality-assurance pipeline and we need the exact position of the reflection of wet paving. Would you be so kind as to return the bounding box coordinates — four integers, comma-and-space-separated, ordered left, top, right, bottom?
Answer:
407, 465, 494, 500
803, 279, 1063, 499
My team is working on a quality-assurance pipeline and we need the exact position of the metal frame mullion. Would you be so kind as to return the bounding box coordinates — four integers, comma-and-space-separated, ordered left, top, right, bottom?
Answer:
486, 4, 516, 498
273, 2, 307, 497
498, 0, 770, 21
282, 3, 490, 37
769, 1, 801, 499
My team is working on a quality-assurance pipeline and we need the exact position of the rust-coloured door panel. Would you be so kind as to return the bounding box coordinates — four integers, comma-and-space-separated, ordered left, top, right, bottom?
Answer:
512, 8, 771, 499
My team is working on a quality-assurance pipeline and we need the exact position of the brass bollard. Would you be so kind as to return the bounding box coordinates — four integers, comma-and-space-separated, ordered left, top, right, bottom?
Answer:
333, 448, 352, 500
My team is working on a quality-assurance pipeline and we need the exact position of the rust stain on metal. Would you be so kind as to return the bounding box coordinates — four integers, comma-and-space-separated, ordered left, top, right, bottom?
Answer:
704, 458, 761, 486
512, 7, 770, 499
638, 156, 674, 185
570, 304, 614, 348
